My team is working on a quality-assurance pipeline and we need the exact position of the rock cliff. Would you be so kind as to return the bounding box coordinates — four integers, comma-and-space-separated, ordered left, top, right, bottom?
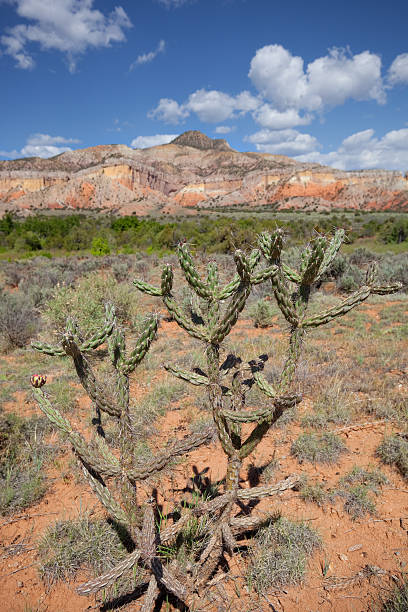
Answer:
0, 132, 407, 216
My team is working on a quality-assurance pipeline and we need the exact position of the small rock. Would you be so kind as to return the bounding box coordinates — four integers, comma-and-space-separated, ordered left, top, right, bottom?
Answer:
17, 581, 23, 588
348, 544, 362, 552
338, 553, 349, 562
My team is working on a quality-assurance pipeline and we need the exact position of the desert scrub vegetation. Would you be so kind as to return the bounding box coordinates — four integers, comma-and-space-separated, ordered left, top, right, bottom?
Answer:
38, 513, 144, 598
0, 289, 40, 350
247, 517, 321, 592
291, 432, 347, 464
377, 435, 408, 479
248, 297, 275, 327
42, 271, 138, 335
26, 225, 401, 610
0, 412, 55, 514
333, 467, 388, 520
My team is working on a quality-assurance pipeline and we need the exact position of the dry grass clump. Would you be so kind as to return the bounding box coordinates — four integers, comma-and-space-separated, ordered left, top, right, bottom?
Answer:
333, 466, 388, 520
0, 412, 54, 514
38, 513, 143, 598
248, 517, 321, 592
291, 432, 347, 464
376, 435, 408, 479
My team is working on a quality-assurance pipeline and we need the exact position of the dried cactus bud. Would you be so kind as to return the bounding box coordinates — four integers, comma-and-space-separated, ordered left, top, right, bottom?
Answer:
30, 374, 47, 388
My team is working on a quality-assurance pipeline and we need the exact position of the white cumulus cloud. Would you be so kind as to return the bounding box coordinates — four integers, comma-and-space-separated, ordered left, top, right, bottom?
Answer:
247, 129, 319, 156
253, 104, 311, 129
0, 133, 80, 158
130, 39, 165, 69
296, 128, 408, 171
1, 0, 132, 72
249, 45, 385, 111
149, 89, 259, 124
214, 126, 235, 134
388, 53, 408, 85
148, 98, 189, 124
131, 134, 178, 148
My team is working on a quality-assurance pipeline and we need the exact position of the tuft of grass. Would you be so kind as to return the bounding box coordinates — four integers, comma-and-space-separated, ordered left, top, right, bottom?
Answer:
336, 485, 376, 519
291, 432, 347, 464
38, 514, 143, 596
298, 478, 328, 507
376, 435, 408, 479
339, 466, 388, 492
370, 579, 408, 612
333, 466, 387, 520
302, 380, 353, 429
0, 413, 54, 514
248, 517, 321, 592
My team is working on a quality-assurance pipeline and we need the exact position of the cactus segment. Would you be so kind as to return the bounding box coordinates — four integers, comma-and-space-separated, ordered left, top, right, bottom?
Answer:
206, 261, 219, 293
79, 303, 115, 352
371, 282, 402, 295
160, 264, 174, 296
177, 243, 211, 299
270, 273, 299, 327
31, 340, 66, 357
317, 228, 345, 279
281, 263, 301, 283
133, 279, 162, 296
302, 287, 371, 328
217, 275, 241, 300
81, 464, 129, 525
253, 372, 277, 398
248, 248, 261, 271
77, 549, 142, 595
33, 388, 121, 476
234, 250, 251, 283
258, 229, 284, 264
122, 315, 158, 374
128, 427, 214, 481
251, 264, 278, 285
211, 284, 251, 344
301, 236, 327, 285
163, 295, 209, 341
163, 364, 209, 386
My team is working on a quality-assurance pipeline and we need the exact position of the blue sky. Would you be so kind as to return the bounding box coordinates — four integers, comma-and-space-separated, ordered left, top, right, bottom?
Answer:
1, 0, 408, 170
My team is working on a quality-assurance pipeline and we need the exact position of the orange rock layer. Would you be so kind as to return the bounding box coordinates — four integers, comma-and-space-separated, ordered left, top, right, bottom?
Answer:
0, 137, 407, 216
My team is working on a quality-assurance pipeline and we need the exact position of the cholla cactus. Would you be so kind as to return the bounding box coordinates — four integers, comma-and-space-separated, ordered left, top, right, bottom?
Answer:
30, 230, 401, 610
31, 304, 214, 609
131, 232, 401, 593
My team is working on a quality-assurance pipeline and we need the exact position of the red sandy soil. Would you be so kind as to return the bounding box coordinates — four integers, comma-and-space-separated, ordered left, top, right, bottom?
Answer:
1, 309, 408, 612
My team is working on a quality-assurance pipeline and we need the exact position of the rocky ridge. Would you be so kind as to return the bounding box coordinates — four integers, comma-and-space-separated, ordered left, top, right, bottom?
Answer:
0, 131, 407, 216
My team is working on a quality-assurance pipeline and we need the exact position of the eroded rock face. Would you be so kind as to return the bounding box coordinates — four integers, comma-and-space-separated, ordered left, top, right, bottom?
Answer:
0, 132, 407, 216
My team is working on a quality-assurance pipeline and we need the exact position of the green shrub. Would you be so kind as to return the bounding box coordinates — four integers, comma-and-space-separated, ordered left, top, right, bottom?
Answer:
248, 298, 274, 328
43, 271, 137, 334
91, 236, 111, 256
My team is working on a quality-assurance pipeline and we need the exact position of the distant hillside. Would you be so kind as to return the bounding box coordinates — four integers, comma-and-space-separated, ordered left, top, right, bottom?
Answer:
1, 131, 407, 216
